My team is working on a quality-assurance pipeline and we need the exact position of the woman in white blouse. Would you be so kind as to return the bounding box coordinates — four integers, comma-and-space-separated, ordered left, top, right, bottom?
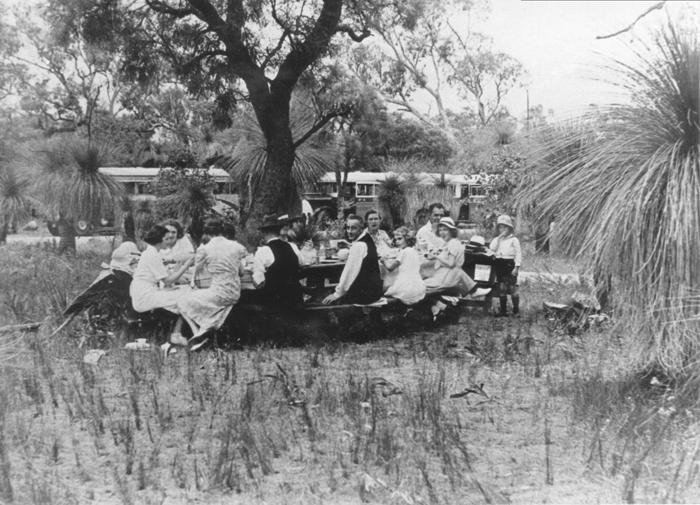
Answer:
130, 224, 193, 344
422, 217, 476, 295
178, 219, 245, 349
160, 219, 195, 283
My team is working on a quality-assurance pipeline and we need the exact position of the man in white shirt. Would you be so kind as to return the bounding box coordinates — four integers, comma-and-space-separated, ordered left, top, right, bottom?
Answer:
322, 215, 382, 305
416, 203, 447, 251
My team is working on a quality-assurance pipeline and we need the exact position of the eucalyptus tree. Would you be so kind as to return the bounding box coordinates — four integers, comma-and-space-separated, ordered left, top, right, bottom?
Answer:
77, 0, 377, 229
347, 0, 524, 133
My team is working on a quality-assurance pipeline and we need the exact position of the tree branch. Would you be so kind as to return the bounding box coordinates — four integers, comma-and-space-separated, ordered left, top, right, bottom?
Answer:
145, 0, 194, 18
335, 24, 371, 42
273, 0, 343, 97
261, 29, 290, 69
226, 0, 245, 36
596, 2, 665, 39
186, 0, 226, 29
180, 49, 227, 71
293, 106, 351, 148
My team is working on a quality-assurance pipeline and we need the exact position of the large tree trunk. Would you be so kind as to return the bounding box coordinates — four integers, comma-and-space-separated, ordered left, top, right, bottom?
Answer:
244, 105, 297, 238
57, 218, 76, 254
0, 220, 7, 245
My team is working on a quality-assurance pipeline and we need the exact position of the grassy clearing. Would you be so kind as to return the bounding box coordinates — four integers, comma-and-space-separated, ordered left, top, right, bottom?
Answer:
1, 244, 699, 504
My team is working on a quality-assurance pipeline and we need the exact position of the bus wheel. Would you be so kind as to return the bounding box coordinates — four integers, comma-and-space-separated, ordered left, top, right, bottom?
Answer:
74, 219, 92, 235
47, 221, 60, 237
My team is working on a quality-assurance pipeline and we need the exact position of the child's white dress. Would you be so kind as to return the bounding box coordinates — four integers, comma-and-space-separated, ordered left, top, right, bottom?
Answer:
384, 247, 426, 305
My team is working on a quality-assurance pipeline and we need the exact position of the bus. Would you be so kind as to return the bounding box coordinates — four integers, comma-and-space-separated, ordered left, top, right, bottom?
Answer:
306, 171, 491, 220
48, 166, 235, 236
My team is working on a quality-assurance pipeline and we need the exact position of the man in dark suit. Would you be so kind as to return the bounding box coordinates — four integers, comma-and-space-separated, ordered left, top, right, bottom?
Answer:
322, 214, 382, 305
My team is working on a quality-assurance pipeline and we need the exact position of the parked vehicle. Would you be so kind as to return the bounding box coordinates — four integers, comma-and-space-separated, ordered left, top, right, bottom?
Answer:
47, 167, 236, 236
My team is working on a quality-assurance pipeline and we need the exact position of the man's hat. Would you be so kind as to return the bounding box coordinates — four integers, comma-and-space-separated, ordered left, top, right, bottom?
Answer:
260, 214, 284, 231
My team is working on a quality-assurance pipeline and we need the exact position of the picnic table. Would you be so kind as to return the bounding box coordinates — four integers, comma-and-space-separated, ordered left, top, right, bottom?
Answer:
300, 259, 346, 288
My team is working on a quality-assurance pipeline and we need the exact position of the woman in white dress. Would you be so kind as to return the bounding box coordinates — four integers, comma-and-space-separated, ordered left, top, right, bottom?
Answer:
129, 224, 193, 343
422, 217, 476, 295
177, 219, 244, 349
381, 227, 426, 305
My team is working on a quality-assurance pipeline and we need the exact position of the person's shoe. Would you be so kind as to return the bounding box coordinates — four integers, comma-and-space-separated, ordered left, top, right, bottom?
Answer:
169, 333, 188, 346
511, 312, 520, 318
495, 311, 508, 317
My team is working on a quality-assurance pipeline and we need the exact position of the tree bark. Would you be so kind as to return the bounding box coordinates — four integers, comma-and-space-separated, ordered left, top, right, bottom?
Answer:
58, 217, 76, 254
245, 103, 297, 235
0, 221, 7, 245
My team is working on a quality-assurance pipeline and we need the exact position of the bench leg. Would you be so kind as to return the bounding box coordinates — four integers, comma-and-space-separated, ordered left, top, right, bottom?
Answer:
483, 295, 493, 314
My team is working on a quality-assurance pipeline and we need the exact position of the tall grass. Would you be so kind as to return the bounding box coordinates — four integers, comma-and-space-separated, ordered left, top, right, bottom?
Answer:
0, 244, 697, 503
520, 20, 700, 373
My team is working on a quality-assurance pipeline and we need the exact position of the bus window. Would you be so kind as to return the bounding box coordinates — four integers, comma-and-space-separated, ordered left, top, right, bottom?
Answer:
320, 182, 338, 194
470, 185, 486, 197
356, 184, 375, 197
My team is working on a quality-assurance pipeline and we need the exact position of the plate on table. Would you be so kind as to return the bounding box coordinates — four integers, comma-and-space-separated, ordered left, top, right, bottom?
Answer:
319, 259, 339, 264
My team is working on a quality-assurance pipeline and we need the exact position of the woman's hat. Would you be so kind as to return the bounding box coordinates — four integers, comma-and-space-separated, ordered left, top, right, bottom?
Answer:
260, 214, 284, 231
496, 215, 514, 229
469, 235, 486, 247
109, 241, 141, 271
438, 217, 457, 230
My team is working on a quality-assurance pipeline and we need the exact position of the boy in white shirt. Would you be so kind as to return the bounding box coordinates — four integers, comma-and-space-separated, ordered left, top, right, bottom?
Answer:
489, 214, 521, 316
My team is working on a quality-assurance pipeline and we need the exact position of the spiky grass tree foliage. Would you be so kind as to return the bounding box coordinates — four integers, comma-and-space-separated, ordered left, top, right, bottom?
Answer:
36, 139, 123, 253
0, 167, 34, 243
520, 22, 700, 372
149, 167, 216, 245
378, 175, 409, 228
218, 102, 337, 224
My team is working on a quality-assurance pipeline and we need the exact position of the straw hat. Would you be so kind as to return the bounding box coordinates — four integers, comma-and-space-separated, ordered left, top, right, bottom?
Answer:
496, 214, 514, 230
438, 217, 457, 230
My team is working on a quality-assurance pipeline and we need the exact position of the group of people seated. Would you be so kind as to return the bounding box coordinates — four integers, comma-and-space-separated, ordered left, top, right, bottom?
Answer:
112, 202, 522, 350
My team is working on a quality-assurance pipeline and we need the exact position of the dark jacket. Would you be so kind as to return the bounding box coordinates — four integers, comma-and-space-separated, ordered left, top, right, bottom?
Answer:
262, 239, 302, 309
341, 233, 382, 304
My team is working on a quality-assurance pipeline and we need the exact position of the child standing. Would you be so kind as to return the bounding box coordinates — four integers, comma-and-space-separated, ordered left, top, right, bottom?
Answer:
489, 215, 521, 316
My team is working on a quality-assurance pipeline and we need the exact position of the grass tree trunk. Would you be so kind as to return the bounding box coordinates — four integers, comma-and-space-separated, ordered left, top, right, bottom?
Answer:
57, 217, 76, 254
245, 105, 297, 235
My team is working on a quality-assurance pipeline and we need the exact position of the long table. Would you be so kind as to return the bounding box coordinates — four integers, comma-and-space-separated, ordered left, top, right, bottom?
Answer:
300, 260, 346, 289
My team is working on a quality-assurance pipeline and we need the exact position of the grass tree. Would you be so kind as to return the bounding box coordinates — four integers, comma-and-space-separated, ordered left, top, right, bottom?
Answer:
150, 167, 217, 246
218, 103, 337, 232
520, 21, 700, 373
0, 166, 34, 244
36, 139, 123, 254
